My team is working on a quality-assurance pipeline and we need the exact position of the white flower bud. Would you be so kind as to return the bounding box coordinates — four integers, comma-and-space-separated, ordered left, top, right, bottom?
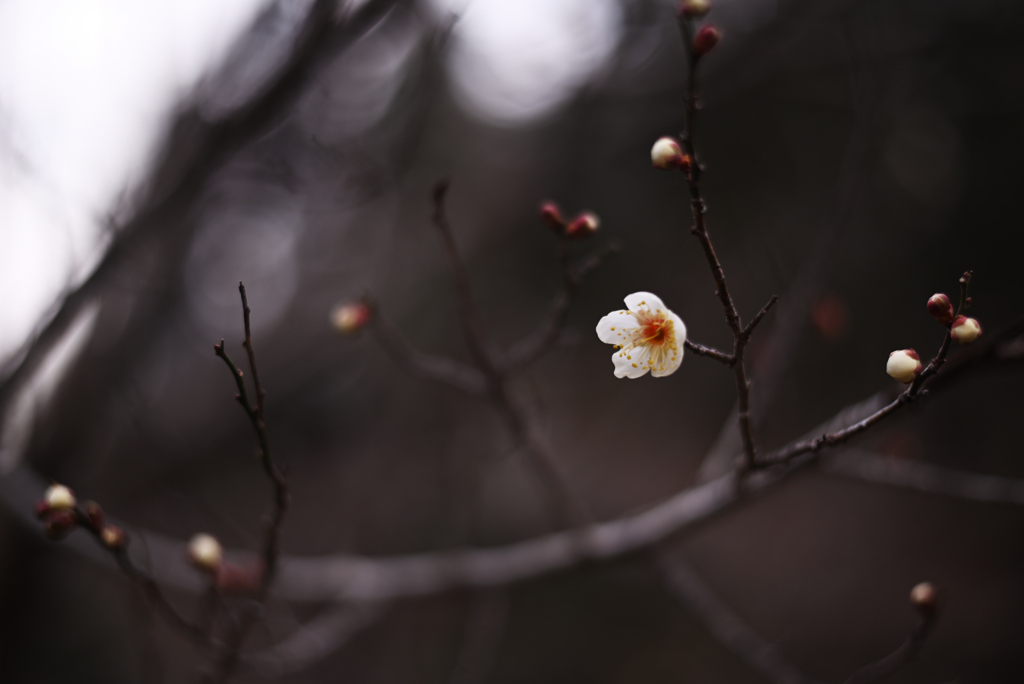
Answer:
44, 484, 76, 512
679, 0, 711, 18
330, 302, 371, 335
886, 349, 922, 383
909, 582, 937, 611
187, 533, 223, 572
651, 137, 684, 169
950, 316, 981, 344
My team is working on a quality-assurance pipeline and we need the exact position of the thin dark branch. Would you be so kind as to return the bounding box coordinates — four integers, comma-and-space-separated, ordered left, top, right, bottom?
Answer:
72, 508, 215, 650
368, 313, 488, 396
760, 326, 953, 468
843, 612, 936, 684
502, 242, 617, 371
742, 295, 779, 339
210, 284, 290, 683
684, 339, 735, 366
428, 181, 591, 528
826, 449, 1024, 505
659, 550, 820, 684
676, 14, 776, 475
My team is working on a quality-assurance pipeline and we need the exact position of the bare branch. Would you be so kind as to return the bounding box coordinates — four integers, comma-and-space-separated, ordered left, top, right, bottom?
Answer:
242, 603, 387, 677
368, 312, 488, 396
826, 449, 1024, 505
684, 339, 735, 366
502, 242, 617, 371
843, 609, 936, 684
658, 550, 820, 684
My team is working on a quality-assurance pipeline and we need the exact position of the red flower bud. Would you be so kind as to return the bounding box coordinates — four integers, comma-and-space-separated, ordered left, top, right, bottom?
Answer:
692, 26, 721, 57
45, 511, 78, 540
539, 202, 564, 232
926, 293, 954, 326
566, 213, 599, 240
330, 302, 371, 335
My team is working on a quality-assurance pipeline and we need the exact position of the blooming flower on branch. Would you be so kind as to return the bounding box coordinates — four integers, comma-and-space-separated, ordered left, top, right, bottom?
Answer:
596, 292, 686, 378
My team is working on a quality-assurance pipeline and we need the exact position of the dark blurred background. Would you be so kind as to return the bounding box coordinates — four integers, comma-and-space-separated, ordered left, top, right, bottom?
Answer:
1, 0, 1024, 681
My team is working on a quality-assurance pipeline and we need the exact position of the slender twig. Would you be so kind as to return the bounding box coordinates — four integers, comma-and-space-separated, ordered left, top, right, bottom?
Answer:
210, 283, 290, 682
429, 182, 591, 528
502, 241, 617, 371
72, 508, 216, 650
684, 339, 735, 366
658, 550, 820, 684
676, 15, 776, 475
843, 611, 936, 684
826, 449, 1024, 505
241, 603, 387, 677
368, 313, 488, 395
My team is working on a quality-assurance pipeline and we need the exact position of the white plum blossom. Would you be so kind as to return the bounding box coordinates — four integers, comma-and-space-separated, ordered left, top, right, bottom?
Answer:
596, 292, 686, 378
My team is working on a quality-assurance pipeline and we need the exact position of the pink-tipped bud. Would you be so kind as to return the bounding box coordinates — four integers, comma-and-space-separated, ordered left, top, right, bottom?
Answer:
651, 137, 688, 170
330, 302, 371, 335
566, 213, 599, 240
950, 316, 981, 344
187, 533, 223, 573
539, 202, 565, 232
44, 484, 76, 512
692, 25, 721, 56
101, 525, 126, 550
679, 0, 711, 18
886, 349, 922, 384
910, 582, 938, 613
926, 293, 954, 326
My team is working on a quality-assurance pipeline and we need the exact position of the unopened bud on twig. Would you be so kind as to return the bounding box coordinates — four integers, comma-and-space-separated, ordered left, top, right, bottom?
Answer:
679, 0, 711, 18
539, 202, 565, 232
101, 525, 126, 550
886, 349, 922, 384
187, 533, 223, 573
651, 137, 689, 170
692, 25, 721, 56
910, 582, 938, 613
44, 484, 76, 512
566, 212, 600, 239
331, 302, 371, 335
950, 316, 981, 344
926, 293, 955, 326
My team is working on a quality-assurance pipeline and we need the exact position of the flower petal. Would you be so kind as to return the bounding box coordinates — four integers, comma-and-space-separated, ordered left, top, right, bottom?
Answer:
624, 291, 667, 317
612, 343, 651, 379
596, 310, 640, 344
651, 310, 686, 377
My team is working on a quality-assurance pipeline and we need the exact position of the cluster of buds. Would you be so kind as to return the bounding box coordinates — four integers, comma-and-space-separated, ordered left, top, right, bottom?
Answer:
36, 484, 78, 540
538, 202, 600, 240
678, 0, 721, 57
35, 484, 126, 548
651, 137, 692, 172
927, 291, 982, 344
331, 300, 371, 335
